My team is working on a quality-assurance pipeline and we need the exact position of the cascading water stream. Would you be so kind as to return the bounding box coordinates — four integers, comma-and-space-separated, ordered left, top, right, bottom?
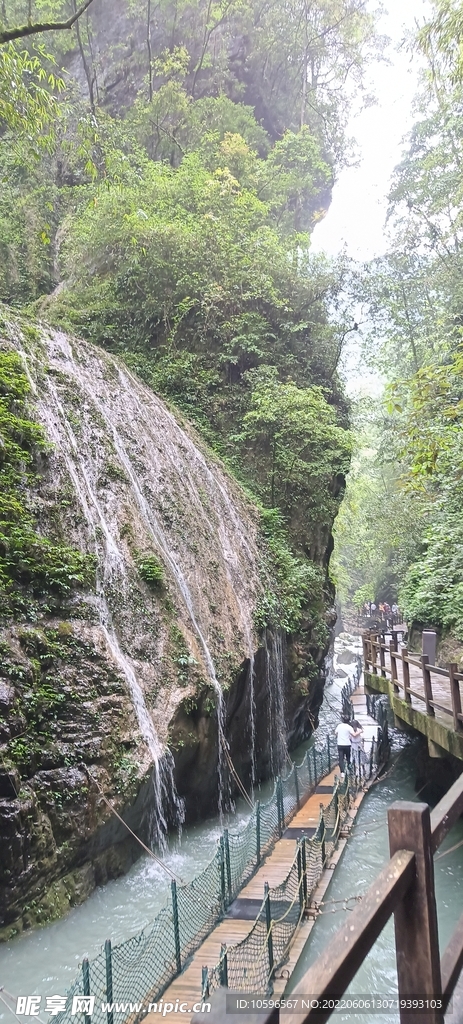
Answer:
17, 326, 261, 823
264, 629, 288, 776
248, 651, 256, 791
29, 364, 177, 844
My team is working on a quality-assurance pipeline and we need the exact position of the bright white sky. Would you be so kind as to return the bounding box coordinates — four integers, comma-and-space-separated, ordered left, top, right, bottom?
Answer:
312, 0, 431, 261
311, 0, 432, 394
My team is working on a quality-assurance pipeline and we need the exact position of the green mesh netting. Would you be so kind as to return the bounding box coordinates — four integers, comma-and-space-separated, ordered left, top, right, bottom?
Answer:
53, 689, 378, 1024
203, 774, 354, 999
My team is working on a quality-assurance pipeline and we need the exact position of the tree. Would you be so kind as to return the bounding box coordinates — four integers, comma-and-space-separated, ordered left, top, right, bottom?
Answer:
347, 11, 463, 638
0, 43, 64, 151
236, 369, 351, 545
0, 0, 95, 43
418, 0, 463, 86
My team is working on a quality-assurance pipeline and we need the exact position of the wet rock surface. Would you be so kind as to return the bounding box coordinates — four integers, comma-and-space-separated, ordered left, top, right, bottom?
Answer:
0, 319, 334, 934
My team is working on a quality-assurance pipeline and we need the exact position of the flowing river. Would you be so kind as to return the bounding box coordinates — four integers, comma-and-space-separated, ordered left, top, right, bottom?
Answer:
1, 637, 463, 1021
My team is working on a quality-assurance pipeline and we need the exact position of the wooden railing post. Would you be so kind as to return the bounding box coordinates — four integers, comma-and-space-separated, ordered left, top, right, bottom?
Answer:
421, 654, 434, 716
379, 640, 386, 677
449, 663, 463, 733
370, 633, 378, 673
389, 631, 399, 692
388, 802, 443, 1024
401, 648, 411, 703
362, 633, 370, 669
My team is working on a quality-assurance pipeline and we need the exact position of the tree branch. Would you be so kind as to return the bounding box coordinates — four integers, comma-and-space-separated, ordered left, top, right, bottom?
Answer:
0, 0, 96, 44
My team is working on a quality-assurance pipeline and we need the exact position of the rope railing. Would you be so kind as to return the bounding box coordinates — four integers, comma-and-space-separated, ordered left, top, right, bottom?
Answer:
202, 770, 365, 999
52, 661, 379, 1024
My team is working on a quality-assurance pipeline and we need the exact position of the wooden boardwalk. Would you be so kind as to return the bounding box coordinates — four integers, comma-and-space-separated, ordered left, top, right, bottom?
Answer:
144, 681, 379, 1023
364, 631, 463, 760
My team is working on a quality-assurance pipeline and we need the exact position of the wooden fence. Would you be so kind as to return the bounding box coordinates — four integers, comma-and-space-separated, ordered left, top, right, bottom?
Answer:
363, 631, 463, 734
193, 750, 463, 1024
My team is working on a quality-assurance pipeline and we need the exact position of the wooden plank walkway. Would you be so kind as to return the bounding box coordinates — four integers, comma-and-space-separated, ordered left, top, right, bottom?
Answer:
364, 631, 463, 759
379, 644, 457, 724
144, 680, 379, 1023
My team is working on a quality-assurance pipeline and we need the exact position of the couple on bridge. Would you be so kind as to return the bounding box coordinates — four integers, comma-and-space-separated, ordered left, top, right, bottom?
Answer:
335, 715, 364, 774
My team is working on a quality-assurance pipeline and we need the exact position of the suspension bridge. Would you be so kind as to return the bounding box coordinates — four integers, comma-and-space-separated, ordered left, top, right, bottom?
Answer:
53, 665, 383, 1024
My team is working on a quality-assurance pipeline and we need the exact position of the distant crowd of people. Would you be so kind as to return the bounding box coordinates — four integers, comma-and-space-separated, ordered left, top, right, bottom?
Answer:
363, 600, 401, 623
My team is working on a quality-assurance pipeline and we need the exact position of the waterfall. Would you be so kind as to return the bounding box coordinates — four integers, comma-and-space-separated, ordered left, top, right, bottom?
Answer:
264, 628, 288, 776
248, 651, 256, 790
15, 325, 260, 827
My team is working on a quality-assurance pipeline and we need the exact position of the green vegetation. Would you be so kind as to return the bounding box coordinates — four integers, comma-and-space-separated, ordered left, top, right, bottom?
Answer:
137, 555, 165, 589
1, 627, 96, 776
0, 0, 373, 641
0, 350, 96, 619
332, 0, 463, 641
256, 508, 329, 637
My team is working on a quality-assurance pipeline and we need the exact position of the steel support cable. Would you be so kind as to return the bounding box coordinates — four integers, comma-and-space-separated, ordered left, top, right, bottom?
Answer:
435, 837, 463, 860
220, 737, 253, 808
82, 768, 183, 882
0, 988, 47, 1024
217, 720, 253, 808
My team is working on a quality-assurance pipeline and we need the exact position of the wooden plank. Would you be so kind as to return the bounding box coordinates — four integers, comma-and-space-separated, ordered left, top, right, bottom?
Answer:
430, 772, 463, 851
153, 680, 379, 1024
428, 701, 453, 716
441, 909, 463, 1004
428, 665, 452, 678
279, 851, 415, 1024
449, 664, 463, 733
405, 654, 423, 670
388, 802, 443, 1024
406, 687, 427, 702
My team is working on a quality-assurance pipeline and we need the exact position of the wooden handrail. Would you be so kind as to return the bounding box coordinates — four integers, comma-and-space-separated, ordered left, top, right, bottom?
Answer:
194, 672, 463, 1024
363, 629, 463, 736
441, 909, 463, 1000
282, 851, 415, 1024
430, 770, 463, 850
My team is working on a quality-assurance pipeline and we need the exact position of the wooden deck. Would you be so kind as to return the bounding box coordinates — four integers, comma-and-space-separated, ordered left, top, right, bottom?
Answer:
144, 681, 378, 1023
364, 632, 463, 760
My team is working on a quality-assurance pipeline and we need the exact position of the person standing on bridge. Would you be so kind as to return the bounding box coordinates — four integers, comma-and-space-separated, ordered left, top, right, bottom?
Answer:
350, 719, 364, 774
335, 715, 355, 775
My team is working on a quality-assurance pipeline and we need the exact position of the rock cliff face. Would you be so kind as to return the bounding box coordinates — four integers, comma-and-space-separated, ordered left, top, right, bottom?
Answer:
0, 313, 332, 939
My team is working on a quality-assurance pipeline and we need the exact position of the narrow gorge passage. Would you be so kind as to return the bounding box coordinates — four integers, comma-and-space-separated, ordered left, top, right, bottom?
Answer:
4, 0, 463, 1015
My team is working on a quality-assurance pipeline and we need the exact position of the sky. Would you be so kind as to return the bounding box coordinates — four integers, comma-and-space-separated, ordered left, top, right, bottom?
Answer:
311, 0, 432, 393
311, 0, 431, 261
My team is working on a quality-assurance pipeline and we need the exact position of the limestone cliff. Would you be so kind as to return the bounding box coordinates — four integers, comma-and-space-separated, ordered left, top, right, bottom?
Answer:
0, 312, 330, 939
